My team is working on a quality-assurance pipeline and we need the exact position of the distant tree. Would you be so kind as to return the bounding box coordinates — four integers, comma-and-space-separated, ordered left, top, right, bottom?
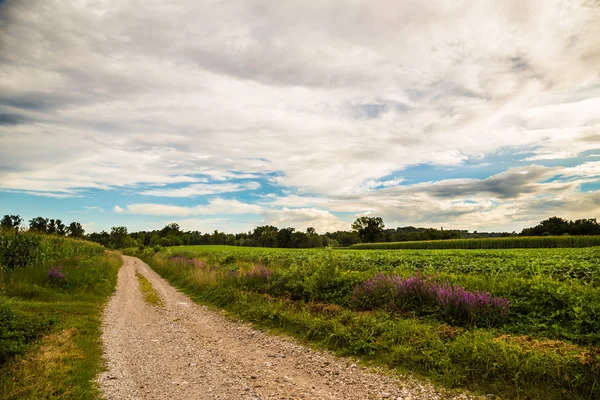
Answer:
520, 216, 600, 236
109, 226, 131, 249
326, 231, 360, 247
47, 219, 57, 234
290, 231, 309, 248
160, 223, 181, 237
277, 227, 295, 248
55, 219, 66, 236
253, 225, 279, 247
88, 230, 110, 247
67, 222, 85, 238
1, 215, 22, 232
351, 216, 385, 243
29, 217, 49, 233
306, 227, 316, 235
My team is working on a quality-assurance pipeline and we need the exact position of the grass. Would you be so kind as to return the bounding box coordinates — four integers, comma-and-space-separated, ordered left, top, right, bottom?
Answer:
125, 245, 600, 400
0, 231, 121, 400
136, 272, 163, 306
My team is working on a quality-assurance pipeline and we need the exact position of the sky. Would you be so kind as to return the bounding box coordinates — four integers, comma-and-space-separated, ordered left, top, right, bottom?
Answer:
0, 0, 599, 234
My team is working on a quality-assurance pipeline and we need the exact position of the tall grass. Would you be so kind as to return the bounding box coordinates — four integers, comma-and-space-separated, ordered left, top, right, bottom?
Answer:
349, 235, 600, 250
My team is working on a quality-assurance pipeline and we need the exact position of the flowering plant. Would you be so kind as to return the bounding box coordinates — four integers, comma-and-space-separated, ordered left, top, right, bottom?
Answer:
351, 273, 509, 326
47, 265, 65, 281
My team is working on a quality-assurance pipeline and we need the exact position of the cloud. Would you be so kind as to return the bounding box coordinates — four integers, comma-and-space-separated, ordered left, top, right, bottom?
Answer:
1, 0, 600, 232
265, 163, 600, 231
263, 208, 349, 233
139, 181, 261, 197
115, 198, 263, 217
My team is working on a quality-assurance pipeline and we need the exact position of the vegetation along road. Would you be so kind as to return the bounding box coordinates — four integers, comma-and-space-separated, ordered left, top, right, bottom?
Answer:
99, 255, 476, 400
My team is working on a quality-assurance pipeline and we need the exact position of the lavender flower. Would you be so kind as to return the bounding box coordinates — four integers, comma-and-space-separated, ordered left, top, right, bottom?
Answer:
47, 265, 65, 280
351, 273, 509, 325
242, 264, 272, 282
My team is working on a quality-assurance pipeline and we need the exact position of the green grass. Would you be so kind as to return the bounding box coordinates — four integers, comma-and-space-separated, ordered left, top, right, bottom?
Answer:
349, 235, 600, 249
125, 245, 600, 400
0, 231, 121, 400
136, 272, 162, 306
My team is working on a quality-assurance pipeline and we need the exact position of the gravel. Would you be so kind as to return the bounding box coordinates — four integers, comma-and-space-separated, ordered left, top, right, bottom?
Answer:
98, 255, 481, 400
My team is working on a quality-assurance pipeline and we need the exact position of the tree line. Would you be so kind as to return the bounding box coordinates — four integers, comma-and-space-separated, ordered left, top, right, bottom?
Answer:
1, 215, 85, 237
2, 214, 599, 249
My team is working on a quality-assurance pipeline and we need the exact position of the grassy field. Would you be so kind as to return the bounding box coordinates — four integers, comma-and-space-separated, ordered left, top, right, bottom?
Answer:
0, 231, 120, 400
126, 244, 600, 399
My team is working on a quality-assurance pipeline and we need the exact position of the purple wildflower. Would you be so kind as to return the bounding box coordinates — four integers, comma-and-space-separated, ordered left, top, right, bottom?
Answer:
242, 264, 272, 282
350, 274, 510, 325
47, 265, 65, 280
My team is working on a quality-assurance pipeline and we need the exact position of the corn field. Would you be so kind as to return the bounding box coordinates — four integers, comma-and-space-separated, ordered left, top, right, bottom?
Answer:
0, 230, 104, 270
349, 235, 600, 250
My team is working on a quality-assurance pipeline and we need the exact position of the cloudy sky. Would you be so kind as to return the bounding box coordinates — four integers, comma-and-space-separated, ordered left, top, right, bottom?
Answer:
1, 0, 599, 234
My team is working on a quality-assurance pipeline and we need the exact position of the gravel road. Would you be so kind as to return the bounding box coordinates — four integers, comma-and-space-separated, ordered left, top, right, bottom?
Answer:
98, 256, 478, 400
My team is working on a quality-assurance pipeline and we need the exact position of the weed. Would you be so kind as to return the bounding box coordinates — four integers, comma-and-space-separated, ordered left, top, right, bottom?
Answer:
136, 272, 163, 306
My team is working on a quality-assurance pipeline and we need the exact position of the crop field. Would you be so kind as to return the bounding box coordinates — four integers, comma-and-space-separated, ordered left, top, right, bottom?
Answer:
349, 235, 600, 249
127, 244, 600, 399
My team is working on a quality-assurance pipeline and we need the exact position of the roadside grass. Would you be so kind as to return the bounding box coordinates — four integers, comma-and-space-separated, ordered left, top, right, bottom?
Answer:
127, 247, 600, 400
136, 271, 163, 306
0, 242, 121, 400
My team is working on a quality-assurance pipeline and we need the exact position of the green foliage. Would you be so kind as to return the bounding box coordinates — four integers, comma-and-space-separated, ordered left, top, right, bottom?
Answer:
0, 216, 22, 233
351, 216, 385, 242
521, 216, 600, 236
0, 231, 104, 270
0, 297, 54, 365
350, 235, 600, 249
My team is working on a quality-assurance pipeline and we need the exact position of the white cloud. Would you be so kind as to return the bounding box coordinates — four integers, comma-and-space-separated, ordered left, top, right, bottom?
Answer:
139, 181, 261, 197
1, 0, 599, 232
263, 208, 349, 233
115, 198, 263, 217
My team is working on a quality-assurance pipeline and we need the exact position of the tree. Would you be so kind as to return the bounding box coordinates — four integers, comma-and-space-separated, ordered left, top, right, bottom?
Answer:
88, 230, 110, 247
290, 231, 309, 248
109, 226, 131, 249
306, 227, 316, 235
67, 222, 85, 238
29, 217, 49, 233
47, 219, 57, 234
277, 227, 295, 248
55, 219, 66, 236
1, 215, 22, 232
160, 223, 181, 237
252, 225, 279, 247
351, 216, 385, 243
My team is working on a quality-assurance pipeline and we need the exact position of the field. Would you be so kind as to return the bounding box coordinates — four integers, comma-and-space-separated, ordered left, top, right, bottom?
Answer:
0, 231, 121, 399
126, 244, 600, 400
349, 235, 600, 249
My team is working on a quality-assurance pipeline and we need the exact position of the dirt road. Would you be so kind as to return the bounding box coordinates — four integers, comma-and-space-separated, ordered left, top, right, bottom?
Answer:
98, 256, 476, 400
